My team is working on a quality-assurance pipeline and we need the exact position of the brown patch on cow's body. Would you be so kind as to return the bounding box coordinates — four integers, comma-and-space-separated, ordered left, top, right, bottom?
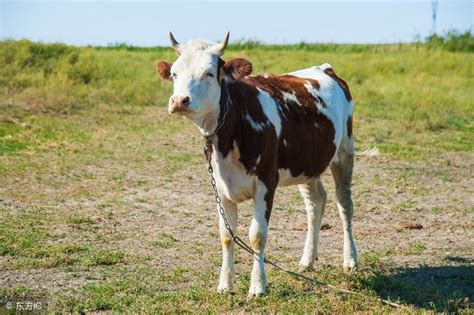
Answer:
216, 80, 279, 195
264, 189, 275, 222
323, 68, 352, 102
245, 75, 324, 109
214, 74, 337, 222
250, 233, 265, 251
347, 116, 353, 138
277, 95, 336, 179
243, 75, 336, 179
221, 236, 233, 249
217, 58, 225, 82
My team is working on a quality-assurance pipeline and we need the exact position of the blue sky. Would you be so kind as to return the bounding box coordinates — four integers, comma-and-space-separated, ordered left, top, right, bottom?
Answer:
1, 0, 472, 46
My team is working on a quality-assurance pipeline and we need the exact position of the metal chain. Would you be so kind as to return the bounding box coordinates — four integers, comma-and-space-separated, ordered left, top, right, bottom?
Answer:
212, 81, 232, 137
203, 142, 407, 309
205, 143, 256, 257
206, 80, 232, 140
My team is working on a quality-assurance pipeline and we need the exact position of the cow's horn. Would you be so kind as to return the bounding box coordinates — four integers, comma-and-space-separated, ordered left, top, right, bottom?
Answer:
216, 32, 230, 55
169, 32, 181, 55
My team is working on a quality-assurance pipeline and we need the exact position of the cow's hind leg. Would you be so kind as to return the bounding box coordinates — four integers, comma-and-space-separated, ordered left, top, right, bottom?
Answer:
298, 179, 327, 270
330, 138, 358, 271
217, 198, 238, 293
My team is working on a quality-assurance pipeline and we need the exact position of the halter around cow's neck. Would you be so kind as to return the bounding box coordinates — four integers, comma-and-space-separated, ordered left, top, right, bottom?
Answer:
203, 80, 233, 160
206, 80, 233, 139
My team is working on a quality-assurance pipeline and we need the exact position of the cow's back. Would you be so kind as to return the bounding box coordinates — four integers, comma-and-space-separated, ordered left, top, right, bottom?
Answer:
240, 64, 353, 183
288, 63, 353, 152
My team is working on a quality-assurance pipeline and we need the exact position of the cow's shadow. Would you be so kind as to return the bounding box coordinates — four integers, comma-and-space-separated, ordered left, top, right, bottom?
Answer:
363, 257, 473, 312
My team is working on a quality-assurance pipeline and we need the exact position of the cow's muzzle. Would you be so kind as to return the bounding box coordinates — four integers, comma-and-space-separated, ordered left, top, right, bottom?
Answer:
169, 95, 192, 114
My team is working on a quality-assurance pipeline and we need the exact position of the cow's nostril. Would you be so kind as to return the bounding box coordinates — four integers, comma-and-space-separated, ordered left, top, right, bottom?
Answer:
182, 96, 190, 106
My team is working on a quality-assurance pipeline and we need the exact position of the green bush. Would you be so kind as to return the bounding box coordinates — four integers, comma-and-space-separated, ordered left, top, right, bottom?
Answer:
426, 30, 474, 52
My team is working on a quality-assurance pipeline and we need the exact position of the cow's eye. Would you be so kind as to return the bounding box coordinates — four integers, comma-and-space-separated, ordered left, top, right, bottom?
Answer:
207, 72, 214, 78
171, 72, 177, 79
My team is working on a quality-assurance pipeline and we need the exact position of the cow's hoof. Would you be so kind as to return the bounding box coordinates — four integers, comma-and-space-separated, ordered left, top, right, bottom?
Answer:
217, 284, 233, 294
247, 292, 266, 300
343, 259, 357, 272
298, 263, 315, 272
248, 283, 266, 299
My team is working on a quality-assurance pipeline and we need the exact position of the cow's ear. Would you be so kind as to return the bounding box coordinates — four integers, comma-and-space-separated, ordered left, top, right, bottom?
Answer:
156, 61, 173, 81
223, 58, 252, 80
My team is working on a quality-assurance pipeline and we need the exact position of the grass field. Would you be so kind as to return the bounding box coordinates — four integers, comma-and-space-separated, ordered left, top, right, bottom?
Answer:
0, 39, 473, 313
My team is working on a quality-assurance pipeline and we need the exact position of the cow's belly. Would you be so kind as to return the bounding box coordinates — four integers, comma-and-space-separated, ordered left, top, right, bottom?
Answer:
278, 168, 313, 187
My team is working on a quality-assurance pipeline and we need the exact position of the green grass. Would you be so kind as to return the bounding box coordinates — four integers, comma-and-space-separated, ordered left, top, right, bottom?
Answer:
407, 242, 427, 255
27, 252, 469, 313
1, 39, 472, 160
0, 38, 473, 313
51, 256, 400, 313
151, 232, 179, 249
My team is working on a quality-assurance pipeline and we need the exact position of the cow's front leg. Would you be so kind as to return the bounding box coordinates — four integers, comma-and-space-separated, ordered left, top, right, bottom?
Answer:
248, 183, 275, 298
217, 197, 238, 293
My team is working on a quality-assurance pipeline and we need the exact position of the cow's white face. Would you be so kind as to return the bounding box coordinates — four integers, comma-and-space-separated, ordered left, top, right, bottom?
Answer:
157, 33, 253, 136
170, 43, 222, 120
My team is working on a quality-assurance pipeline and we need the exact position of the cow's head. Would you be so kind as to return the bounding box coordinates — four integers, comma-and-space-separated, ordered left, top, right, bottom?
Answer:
156, 32, 252, 135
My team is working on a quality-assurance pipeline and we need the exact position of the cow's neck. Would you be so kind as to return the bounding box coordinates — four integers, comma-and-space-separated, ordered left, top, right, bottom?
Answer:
195, 112, 218, 137
195, 81, 230, 138
208, 80, 241, 160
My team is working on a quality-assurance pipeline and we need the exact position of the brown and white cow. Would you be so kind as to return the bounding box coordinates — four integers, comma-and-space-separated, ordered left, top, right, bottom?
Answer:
157, 32, 357, 297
